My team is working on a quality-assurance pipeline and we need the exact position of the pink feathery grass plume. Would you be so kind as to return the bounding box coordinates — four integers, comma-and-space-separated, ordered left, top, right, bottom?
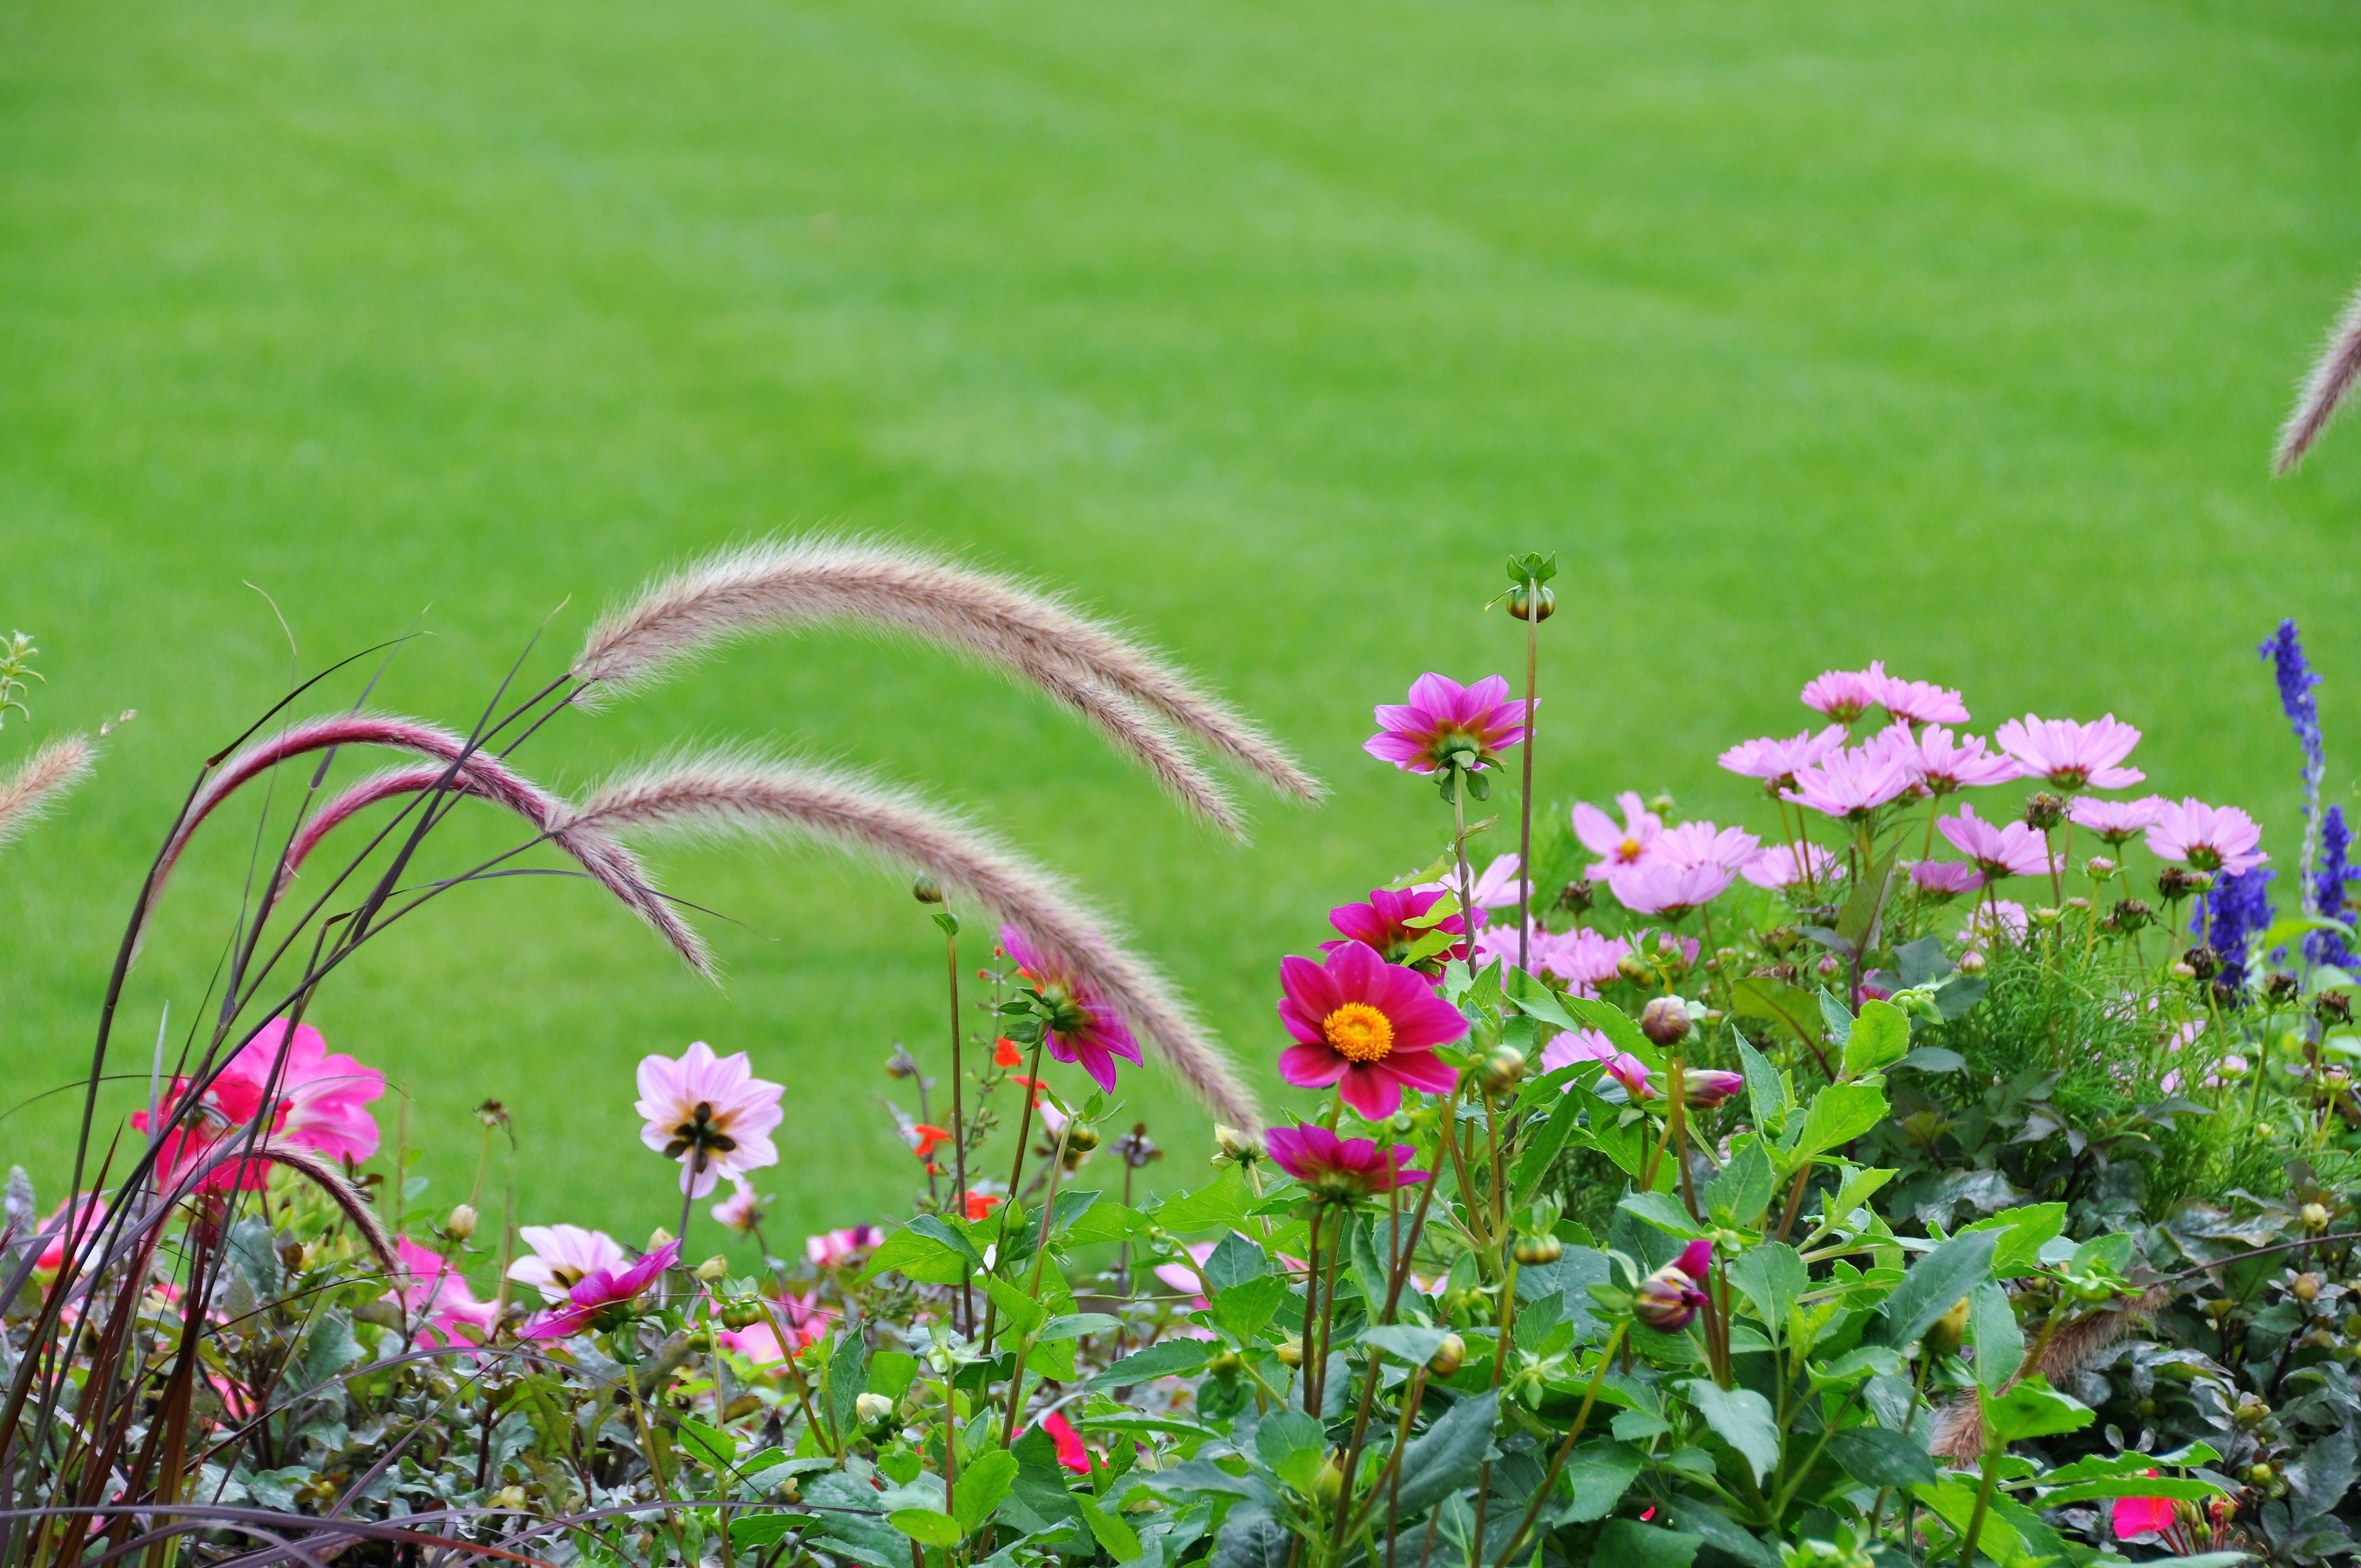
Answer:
1717, 726, 1847, 796
1325, 885, 1471, 973
637, 1041, 786, 1198
1573, 792, 1663, 878
1541, 1026, 1649, 1097
1265, 1124, 1429, 1202
1789, 744, 1917, 820
2276, 272, 2361, 474
807, 1226, 886, 1268
2069, 795, 2167, 847
2145, 798, 2268, 876
133, 1018, 385, 1193
390, 1238, 497, 1347
1889, 725, 2020, 795
1002, 923, 1144, 1092
521, 1239, 681, 1340
0, 734, 94, 859
2110, 1488, 2177, 1541
1967, 899, 2030, 945
1938, 805, 2055, 883
1875, 672, 1970, 727
1277, 941, 1467, 1118
1910, 860, 1984, 897
1742, 842, 1843, 890
1800, 664, 1886, 723
508, 1224, 630, 1303
1364, 674, 1532, 775
1993, 714, 2145, 791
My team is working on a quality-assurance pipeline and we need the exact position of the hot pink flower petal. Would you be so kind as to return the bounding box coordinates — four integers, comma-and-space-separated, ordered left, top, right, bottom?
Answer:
1274, 942, 1471, 1117
1366, 673, 1531, 775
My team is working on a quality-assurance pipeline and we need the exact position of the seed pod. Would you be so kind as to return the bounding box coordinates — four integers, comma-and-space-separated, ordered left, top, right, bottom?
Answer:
912, 875, 945, 904
2022, 792, 2066, 830
1063, 1120, 1101, 1153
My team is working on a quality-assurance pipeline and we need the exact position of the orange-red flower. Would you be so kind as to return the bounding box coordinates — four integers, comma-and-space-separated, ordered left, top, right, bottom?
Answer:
994, 1037, 1024, 1068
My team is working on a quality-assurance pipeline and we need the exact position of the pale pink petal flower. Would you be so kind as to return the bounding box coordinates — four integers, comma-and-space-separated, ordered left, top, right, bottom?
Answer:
635, 1041, 787, 1199
1801, 663, 1886, 723
508, 1224, 630, 1304
1572, 792, 1662, 879
1742, 843, 1844, 890
1414, 853, 1530, 912
1790, 743, 1918, 820
712, 1178, 766, 1233
1910, 860, 1984, 896
1653, 820, 1762, 872
391, 1237, 496, 1347
1993, 714, 2145, 791
1936, 805, 2055, 882
1607, 858, 1738, 918
1900, 726, 2022, 794
804, 1225, 886, 1267
1533, 928, 1630, 996
1718, 726, 1849, 796
2144, 798, 2268, 876
1875, 673, 1970, 727
1966, 899, 2030, 945
2068, 794, 2167, 846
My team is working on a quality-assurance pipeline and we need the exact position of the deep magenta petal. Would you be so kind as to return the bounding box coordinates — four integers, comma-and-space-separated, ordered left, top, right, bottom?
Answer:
1279, 1041, 1348, 1088
1388, 992, 1473, 1050
1281, 952, 1343, 1016
1405, 672, 1466, 717
1381, 1050, 1460, 1095
1326, 940, 1383, 1001
1337, 1065, 1405, 1120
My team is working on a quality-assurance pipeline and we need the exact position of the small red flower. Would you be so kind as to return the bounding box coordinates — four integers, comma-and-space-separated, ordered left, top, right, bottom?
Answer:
2111, 1480, 2175, 1540
1040, 1411, 1090, 1474
962, 1190, 1004, 1222
994, 1037, 1024, 1068
910, 1125, 952, 1159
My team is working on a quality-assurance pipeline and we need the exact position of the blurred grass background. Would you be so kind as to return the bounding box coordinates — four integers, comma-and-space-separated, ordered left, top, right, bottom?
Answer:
2, 0, 2359, 1257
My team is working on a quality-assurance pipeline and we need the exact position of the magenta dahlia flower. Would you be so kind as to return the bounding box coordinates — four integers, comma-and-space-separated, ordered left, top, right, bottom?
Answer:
1718, 726, 1848, 796
1327, 886, 1472, 973
2145, 797, 2268, 876
1993, 714, 2145, 791
1875, 672, 1970, 727
521, 1239, 681, 1340
2110, 1490, 2177, 1542
1541, 1026, 1649, 1097
1790, 744, 1917, 820
1937, 805, 2055, 883
1634, 1240, 1713, 1331
2068, 794, 2166, 846
1001, 924, 1144, 1093
1662, 1070, 1744, 1107
508, 1223, 630, 1303
636, 1041, 785, 1198
391, 1237, 497, 1347
1573, 792, 1664, 879
1889, 725, 2021, 794
1742, 842, 1843, 890
1265, 1124, 1429, 1202
1800, 665, 1886, 723
132, 1018, 385, 1193
1276, 941, 1467, 1118
1910, 859, 1984, 897
1364, 673, 1532, 775
806, 1225, 887, 1268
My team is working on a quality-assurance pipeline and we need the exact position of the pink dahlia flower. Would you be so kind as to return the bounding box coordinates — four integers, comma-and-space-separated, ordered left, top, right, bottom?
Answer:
1875, 673, 1970, 727
1742, 843, 1843, 890
2110, 1489, 2176, 1540
1573, 792, 1664, 879
1001, 924, 1144, 1093
1910, 860, 1984, 897
1993, 714, 2145, 791
132, 1018, 385, 1193
390, 1237, 497, 1347
1328, 886, 1472, 973
1541, 1026, 1649, 1097
1800, 664, 1887, 723
1892, 726, 2020, 795
636, 1041, 785, 1199
1790, 744, 1917, 820
2144, 798, 2268, 876
1265, 1124, 1429, 1202
508, 1223, 630, 1303
521, 1239, 680, 1341
1634, 1240, 1713, 1331
1718, 726, 1848, 796
1364, 673, 1532, 775
806, 1224, 887, 1268
1662, 1070, 1744, 1108
2068, 794, 2166, 846
711, 1177, 766, 1233
1277, 941, 1467, 1118
1937, 805, 2055, 883
1040, 1410, 1092, 1474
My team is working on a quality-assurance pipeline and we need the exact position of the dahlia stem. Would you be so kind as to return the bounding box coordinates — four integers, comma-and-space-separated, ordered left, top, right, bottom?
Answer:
1299, 1208, 1324, 1403
978, 1033, 1048, 1357
944, 917, 972, 1336
1495, 1321, 1626, 1568
1515, 584, 1541, 978
1452, 767, 1479, 977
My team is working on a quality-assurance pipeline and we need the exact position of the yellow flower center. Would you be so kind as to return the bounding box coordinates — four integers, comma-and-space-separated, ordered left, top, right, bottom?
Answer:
1323, 1002, 1395, 1063
1617, 837, 1643, 862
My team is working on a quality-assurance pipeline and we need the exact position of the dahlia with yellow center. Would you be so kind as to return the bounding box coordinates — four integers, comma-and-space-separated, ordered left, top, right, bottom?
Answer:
1323, 1002, 1394, 1063
1277, 940, 1468, 1120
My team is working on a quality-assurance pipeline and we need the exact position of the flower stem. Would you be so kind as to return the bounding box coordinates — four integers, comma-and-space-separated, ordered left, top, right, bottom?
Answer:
1495, 1321, 1627, 1567
1516, 592, 1540, 977
945, 922, 972, 1336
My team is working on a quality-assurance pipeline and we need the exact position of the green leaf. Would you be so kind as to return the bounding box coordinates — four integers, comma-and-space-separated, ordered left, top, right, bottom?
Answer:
1046, 1188, 1102, 1238
1075, 1496, 1143, 1562
1969, 1281, 2023, 1393
867, 1351, 920, 1402
1732, 978, 1822, 1058
1961, 1203, 2065, 1277
987, 1275, 1048, 1338
889, 1509, 964, 1548
1392, 1390, 1499, 1515
676, 1418, 736, 1469
1510, 1101, 1580, 1210
1843, 1000, 1911, 1079
1836, 843, 1899, 950
1679, 1380, 1779, 1483
828, 1329, 869, 1437
1661, 1501, 1780, 1568
1705, 1139, 1774, 1229
730, 1512, 817, 1549
1725, 1245, 1807, 1338
865, 1219, 980, 1286
1876, 1229, 1998, 1348
1826, 1427, 1936, 1487
1788, 1084, 1887, 1162
1562, 1439, 1643, 1521
1211, 1274, 1290, 1342
1981, 1379, 2091, 1443
1253, 1408, 1326, 1473
1362, 1324, 1452, 1365
1058, 1201, 1147, 1248
1618, 1191, 1709, 1239
1040, 1313, 1120, 1341
1592, 1520, 1700, 1567
1733, 1035, 1792, 1137
954, 1450, 1018, 1533
1154, 1168, 1254, 1235
1203, 1232, 1267, 1293
1091, 1339, 1215, 1387
1816, 1164, 1897, 1236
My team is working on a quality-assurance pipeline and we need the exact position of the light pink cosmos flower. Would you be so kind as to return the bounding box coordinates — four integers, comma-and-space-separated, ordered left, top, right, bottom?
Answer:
1655, 821, 1764, 870
806, 1224, 886, 1268
1966, 899, 2030, 945
1573, 792, 1663, 879
1537, 928, 1632, 995
1875, 673, 1970, 727
1277, 941, 1467, 1118
1364, 673, 1532, 775
2068, 795, 2167, 846
133, 1019, 387, 1193
1471, 917, 1545, 975
390, 1237, 497, 1347
1910, 860, 1984, 896
1993, 715, 2145, 791
712, 1178, 765, 1233
636, 1041, 786, 1199
1718, 726, 1848, 796
1541, 1026, 1649, 1097
1790, 744, 1917, 820
508, 1224, 630, 1303
1938, 805, 2055, 882
1001, 925, 1144, 1093
1742, 843, 1843, 890
1608, 858, 1740, 918
521, 1240, 680, 1340
2144, 797, 2268, 876
1800, 665, 1887, 723
1894, 726, 2021, 795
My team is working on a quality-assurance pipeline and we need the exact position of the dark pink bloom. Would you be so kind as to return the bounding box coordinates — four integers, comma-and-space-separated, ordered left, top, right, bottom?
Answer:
1742, 843, 1842, 890
1994, 714, 2145, 791
1875, 673, 1970, 727
805, 1226, 886, 1268
1890, 725, 2021, 794
1573, 792, 1663, 879
1277, 942, 1467, 1118
1791, 743, 1917, 820
521, 1239, 681, 1340
32, 1194, 106, 1284
2111, 1486, 2175, 1540
132, 1018, 385, 1193
1541, 1026, 1649, 1097
1041, 1410, 1092, 1474
1364, 674, 1532, 775
1800, 665, 1886, 723
1635, 1242, 1713, 1331
2145, 798, 2268, 876
390, 1237, 497, 1347
1718, 726, 1848, 796
2068, 794, 2166, 846
509, 1224, 629, 1303
1667, 1070, 1744, 1108
1325, 885, 1472, 973
1910, 860, 1984, 897
1938, 805, 2054, 882
1002, 924, 1143, 1093
1265, 1124, 1429, 1202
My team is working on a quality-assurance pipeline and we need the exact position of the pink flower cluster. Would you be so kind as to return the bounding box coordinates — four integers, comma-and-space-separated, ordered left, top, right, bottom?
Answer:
132, 1019, 385, 1194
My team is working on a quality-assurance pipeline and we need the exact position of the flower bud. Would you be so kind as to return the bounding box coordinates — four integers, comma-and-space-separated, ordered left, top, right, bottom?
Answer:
2256, 1123, 2276, 1141
2064, 896, 2092, 914
2302, 1201, 2332, 1232
2022, 792, 2066, 831
2158, 867, 2200, 901
1314, 1453, 1346, 1505
1505, 584, 1555, 623
1276, 1336, 1305, 1368
1815, 954, 1843, 980
1926, 1295, 1972, 1359
1212, 1125, 1264, 1167
1553, 879, 1594, 916
912, 875, 945, 904
445, 1203, 478, 1241
2085, 856, 2118, 878
647, 1227, 674, 1251
696, 1255, 730, 1282
1617, 952, 1653, 983
1956, 950, 1986, 976
1634, 1264, 1706, 1331
1481, 1046, 1527, 1096
2262, 972, 2300, 1006
1428, 1333, 1466, 1376
1639, 997, 1691, 1047
1679, 1069, 1744, 1108
2032, 906, 2061, 926
2293, 1272, 2323, 1302
2248, 1461, 2275, 1485
1209, 1351, 1244, 1376
719, 1300, 765, 1329
490, 1485, 527, 1511
1512, 1232, 1564, 1266
2320, 993, 2353, 1027
855, 1391, 896, 1428
1062, 1120, 1101, 1153
2233, 1396, 2270, 1427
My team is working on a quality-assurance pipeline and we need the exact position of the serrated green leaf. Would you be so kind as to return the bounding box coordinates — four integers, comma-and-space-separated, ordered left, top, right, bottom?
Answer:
953, 1450, 1018, 1533
1843, 1000, 1911, 1079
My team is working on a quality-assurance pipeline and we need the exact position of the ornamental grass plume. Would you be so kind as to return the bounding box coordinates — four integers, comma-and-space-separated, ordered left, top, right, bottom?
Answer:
570, 536, 1324, 840
1276, 941, 1466, 1118
560, 753, 1264, 1129
2275, 271, 2361, 473
0, 733, 93, 858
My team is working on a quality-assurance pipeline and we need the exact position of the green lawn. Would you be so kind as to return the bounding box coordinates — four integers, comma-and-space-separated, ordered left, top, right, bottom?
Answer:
3, 0, 2359, 1257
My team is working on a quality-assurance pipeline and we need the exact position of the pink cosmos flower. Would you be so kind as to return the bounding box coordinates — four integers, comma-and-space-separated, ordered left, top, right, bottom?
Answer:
1892, 726, 2021, 795
1742, 843, 1843, 890
1966, 899, 2030, 945
637, 1041, 785, 1199
1002, 925, 1144, 1093
1718, 726, 1848, 796
1790, 744, 1917, 820
1993, 715, 2145, 791
712, 1178, 765, 1233
1265, 1124, 1430, 1202
1801, 664, 1888, 723
2144, 798, 2268, 876
1327, 886, 1472, 973
1875, 673, 1970, 727
1535, 928, 1632, 996
1607, 858, 1739, 919
806, 1225, 886, 1268
2111, 1488, 2176, 1540
1541, 1027, 1649, 1097
1655, 821, 1764, 871
1364, 674, 1532, 775
2068, 795, 2167, 846
1152, 1240, 1221, 1341
1937, 805, 2055, 883
1472, 917, 1546, 975
521, 1239, 680, 1340
1573, 792, 1663, 879
1910, 861, 1984, 897
390, 1237, 497, 1347
507, 1223, 630, 1303
1277, 941, 1468, 1118
1462, 854, 1532, 910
